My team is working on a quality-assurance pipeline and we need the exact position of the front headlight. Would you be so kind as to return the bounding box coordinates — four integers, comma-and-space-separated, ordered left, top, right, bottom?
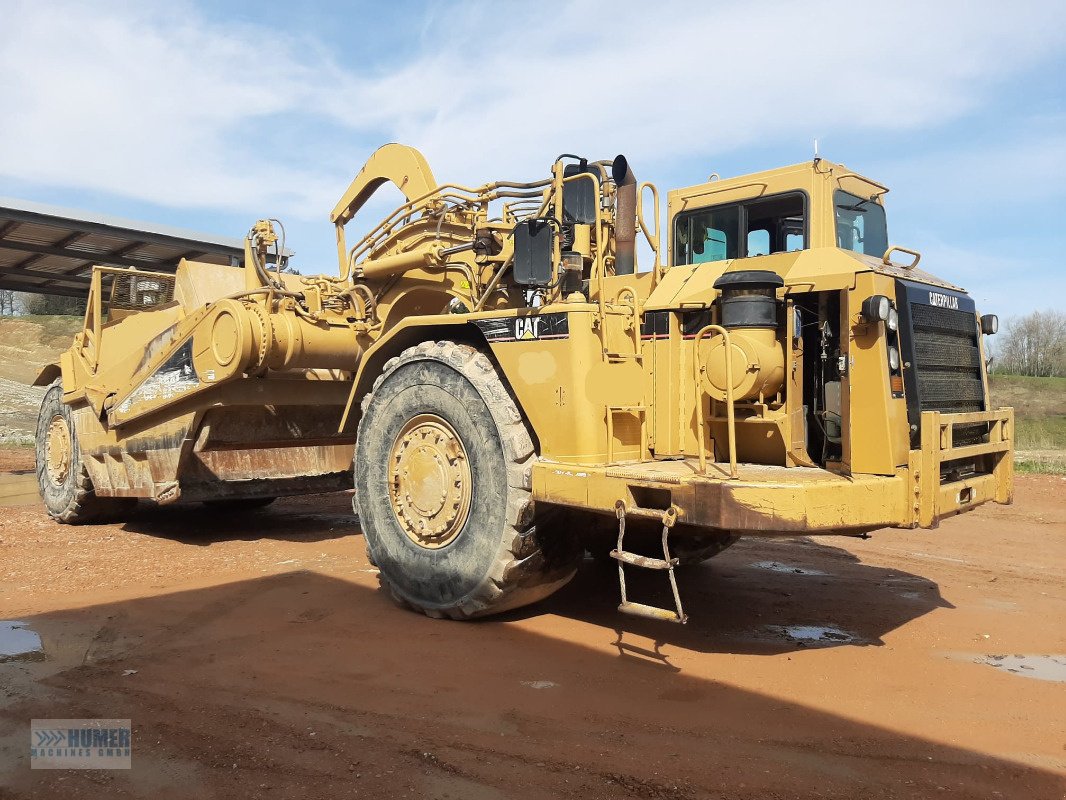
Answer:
887, 345, 901, 371
887, 307, 899, 332
862, 294, 892, 323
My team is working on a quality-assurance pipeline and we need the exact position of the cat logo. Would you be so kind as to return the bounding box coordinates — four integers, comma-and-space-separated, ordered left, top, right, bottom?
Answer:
928, 291, 960, 310
515, 316, 541, 340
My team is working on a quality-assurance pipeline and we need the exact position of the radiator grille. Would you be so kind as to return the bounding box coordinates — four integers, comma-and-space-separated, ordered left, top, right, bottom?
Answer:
910, 304, 984, 415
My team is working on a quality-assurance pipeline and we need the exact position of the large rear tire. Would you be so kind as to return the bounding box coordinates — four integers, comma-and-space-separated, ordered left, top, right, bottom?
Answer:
355, 341, 581, 619
35, 380, 135, 524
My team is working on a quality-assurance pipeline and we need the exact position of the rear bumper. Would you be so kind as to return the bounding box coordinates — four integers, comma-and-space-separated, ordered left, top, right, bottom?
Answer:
532, 407, 1015, 535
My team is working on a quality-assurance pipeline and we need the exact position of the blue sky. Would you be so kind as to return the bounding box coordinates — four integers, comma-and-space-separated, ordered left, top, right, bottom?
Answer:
1, 0, 1064, 318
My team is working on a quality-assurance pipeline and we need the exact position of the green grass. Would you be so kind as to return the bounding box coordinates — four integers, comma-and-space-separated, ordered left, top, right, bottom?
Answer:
989, 373, 1066, 417
1015, 458, 1066, 475
1014, 415, 1066, 450
991, 373, 1066, 390
990, 373, 1066, 474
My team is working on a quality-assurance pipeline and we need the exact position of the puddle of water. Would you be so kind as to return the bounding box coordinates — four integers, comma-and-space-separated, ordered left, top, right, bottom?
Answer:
977, 654, 1066, 683
882, 574, 924, 584
0, 473, 39, 508
981, 598, 1019, 612
750, 561, 827, 576
0, 620, 44, 662
911, 551, 968, 565
760, 624, 863, 647
520, 680, 558, 689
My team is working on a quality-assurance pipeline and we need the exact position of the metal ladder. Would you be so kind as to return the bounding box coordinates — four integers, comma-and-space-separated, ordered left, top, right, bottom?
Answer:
610, 501, 688, 624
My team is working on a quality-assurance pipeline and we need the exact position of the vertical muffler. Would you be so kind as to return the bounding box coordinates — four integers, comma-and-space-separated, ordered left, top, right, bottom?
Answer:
612, 155, 636, 276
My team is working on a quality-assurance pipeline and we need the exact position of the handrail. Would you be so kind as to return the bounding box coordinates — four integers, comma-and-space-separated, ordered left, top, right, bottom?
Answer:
692, 324, 737, 479
556, 169, 604, 309
881, 245, 921, 269
637, 181, 661, 280
614, 285, 641, 355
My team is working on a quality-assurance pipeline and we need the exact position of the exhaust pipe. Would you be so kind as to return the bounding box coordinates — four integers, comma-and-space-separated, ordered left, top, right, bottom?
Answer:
612, 154, 636, 276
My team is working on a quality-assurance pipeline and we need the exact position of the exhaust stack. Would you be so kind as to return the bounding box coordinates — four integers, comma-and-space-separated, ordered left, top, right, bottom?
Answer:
612, 155, 636, 276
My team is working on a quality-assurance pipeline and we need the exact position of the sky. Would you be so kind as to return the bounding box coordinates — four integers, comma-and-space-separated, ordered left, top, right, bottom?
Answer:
1, 0, 1064, 319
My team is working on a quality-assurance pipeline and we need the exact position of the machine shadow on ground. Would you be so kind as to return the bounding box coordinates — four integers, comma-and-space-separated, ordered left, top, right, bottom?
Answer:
116, 494, 951, 660
116, 491, 359, 545
508, 534, 954, 660
0, 570, 1060, 800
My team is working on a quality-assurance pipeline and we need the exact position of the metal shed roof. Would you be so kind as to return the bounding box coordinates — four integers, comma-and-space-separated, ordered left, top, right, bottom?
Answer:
0, 197, 244, 299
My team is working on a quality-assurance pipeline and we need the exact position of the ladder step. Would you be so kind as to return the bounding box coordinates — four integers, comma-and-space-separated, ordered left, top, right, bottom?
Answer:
610, 549, 678, 570
618, 601, 687, 624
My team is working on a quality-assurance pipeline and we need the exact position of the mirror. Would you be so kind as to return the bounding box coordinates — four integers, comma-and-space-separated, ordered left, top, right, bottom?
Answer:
562, 164, 597, 225
513, 220, 554, 287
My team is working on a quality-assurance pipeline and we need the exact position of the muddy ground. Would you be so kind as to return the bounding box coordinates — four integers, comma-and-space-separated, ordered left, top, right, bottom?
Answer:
0, 455, 1063, 799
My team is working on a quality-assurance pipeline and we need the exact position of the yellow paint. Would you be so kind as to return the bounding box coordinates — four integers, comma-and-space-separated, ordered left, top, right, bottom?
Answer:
41, 147, 1011, 537
517, 351, 557, 385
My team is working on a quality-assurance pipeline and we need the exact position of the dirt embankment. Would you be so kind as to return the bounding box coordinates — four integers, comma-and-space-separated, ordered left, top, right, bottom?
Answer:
0, 316, 81, 443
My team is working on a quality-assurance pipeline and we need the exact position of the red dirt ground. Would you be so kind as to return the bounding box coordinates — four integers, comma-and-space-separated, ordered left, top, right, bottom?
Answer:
0, 469, 1064, 799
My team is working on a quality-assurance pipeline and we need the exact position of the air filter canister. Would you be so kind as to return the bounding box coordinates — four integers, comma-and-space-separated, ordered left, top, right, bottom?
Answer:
712, 270, 784, 329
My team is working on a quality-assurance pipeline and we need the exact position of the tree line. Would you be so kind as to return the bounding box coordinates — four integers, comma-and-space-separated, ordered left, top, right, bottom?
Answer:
0, 289, 87, 316
991, 309, 1066, 378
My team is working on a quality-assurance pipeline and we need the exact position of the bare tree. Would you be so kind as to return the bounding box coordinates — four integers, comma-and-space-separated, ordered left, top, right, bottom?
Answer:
19, 292, 87, 316
995, 310, 1066, 377
0, 289, 14, 315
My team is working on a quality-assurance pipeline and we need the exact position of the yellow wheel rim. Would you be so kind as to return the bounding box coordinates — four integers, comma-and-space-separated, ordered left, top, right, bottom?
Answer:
389, 414, 472, 549
44, 414, 72, 486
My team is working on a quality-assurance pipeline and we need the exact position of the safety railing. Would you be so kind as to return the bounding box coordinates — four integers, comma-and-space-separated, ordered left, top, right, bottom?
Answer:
692, 324, 738, 479
637, 181, 661, 280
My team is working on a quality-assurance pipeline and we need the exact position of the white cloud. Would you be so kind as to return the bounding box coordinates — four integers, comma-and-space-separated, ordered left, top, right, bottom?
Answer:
365, 0, 1066, 184
0, 1, 346, 214
859, 116, 1066, 314
871, 117, 1066, 212
1, 0, 1064, 223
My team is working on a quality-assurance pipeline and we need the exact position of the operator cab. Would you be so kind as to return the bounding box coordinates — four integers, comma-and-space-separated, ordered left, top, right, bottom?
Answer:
669, 159, 890, 268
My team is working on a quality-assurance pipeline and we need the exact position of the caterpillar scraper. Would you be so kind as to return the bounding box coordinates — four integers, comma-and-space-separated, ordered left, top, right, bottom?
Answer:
34, 145, 1014, 622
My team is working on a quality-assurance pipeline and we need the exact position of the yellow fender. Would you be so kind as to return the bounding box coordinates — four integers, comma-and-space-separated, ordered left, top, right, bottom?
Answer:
338, 313, 473, 433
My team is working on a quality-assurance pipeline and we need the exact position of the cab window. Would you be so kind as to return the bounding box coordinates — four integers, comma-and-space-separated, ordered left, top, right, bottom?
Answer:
676, 205, 740, 264
834, 190, 888, 257
673, 192, 806, 265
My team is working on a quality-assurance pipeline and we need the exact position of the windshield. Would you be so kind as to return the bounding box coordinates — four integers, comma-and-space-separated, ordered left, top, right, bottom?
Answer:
834, 190, 888, 257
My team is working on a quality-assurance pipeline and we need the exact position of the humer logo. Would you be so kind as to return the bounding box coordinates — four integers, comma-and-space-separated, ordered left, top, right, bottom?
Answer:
31, 718, 132, 769
928, 291, 960, 310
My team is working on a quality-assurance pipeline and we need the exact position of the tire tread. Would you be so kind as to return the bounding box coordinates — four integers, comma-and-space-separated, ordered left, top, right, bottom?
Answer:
357, 341, 578, 619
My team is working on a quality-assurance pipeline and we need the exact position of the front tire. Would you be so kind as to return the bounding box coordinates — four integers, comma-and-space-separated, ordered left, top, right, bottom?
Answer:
355, 341, 580, 619
35, 380, 134, 524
